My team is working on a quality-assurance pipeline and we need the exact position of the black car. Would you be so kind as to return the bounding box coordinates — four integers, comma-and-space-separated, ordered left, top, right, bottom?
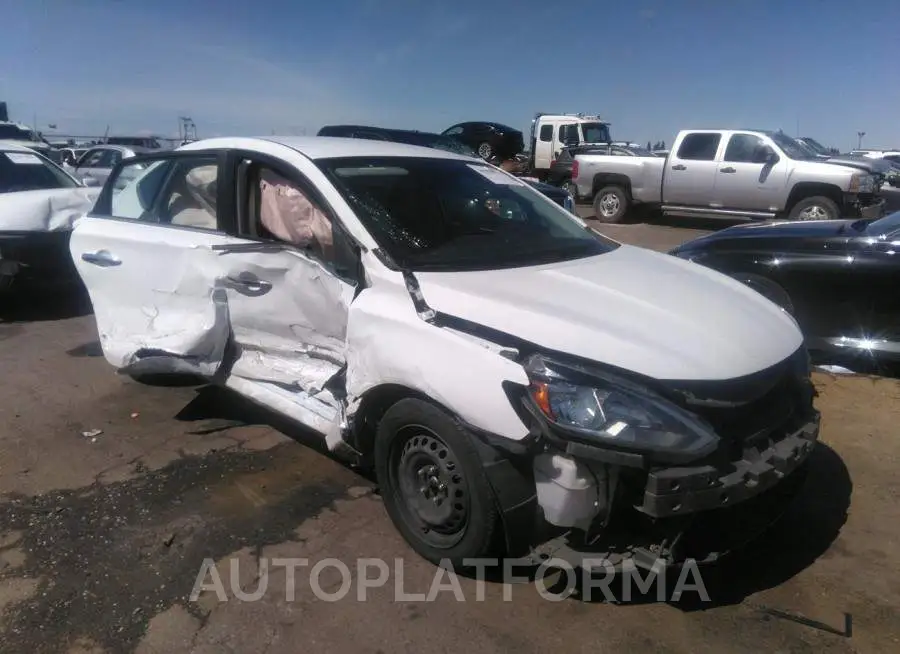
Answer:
546, 144, 652, 199
317, 125, 574, 212
669, 212, 900, 373
441, 122, 525, 162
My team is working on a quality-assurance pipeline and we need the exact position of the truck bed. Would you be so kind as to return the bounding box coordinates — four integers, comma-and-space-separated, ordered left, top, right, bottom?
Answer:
574, 154, 665, 203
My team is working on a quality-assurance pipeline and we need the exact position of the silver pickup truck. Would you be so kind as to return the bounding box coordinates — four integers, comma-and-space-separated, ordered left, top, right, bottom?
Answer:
573, 129, 886, 223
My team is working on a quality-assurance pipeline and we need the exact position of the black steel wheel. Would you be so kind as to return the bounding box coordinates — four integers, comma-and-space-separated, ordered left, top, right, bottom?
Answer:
374, 398, 501, 567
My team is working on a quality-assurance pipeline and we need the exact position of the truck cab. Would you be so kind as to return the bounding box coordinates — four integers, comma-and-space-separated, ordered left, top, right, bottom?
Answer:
530, 113, 611, 178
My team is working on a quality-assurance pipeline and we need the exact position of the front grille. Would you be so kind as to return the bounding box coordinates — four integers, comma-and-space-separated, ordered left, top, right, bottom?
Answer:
667, 350, 814, 460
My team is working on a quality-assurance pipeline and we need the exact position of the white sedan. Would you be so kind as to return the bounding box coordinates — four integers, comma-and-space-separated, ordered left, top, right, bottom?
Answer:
71, 136, 815, 571
0, 142, 99, 292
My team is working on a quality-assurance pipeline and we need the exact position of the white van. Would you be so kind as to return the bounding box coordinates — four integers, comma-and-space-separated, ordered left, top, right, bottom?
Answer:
70, 136, 820, 571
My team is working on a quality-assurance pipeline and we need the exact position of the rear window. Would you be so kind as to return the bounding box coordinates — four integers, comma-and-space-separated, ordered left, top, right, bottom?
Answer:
676, 133, 721, 161
0, 150, 78, 193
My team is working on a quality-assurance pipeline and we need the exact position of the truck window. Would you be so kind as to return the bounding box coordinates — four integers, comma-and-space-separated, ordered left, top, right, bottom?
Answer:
676, 133, 721, 161
723, 134, 766, 163
539, 125, 552, 142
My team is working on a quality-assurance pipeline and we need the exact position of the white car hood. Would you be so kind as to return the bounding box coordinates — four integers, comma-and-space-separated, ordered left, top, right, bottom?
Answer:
414, 245, 803, 381
0, 187, 100, 232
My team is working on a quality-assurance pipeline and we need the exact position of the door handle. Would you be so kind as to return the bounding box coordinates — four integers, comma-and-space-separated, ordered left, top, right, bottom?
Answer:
720, 167, 737, 173
81, 250, 121, 266
225, 274, 272, 295
671, 164, 687, 171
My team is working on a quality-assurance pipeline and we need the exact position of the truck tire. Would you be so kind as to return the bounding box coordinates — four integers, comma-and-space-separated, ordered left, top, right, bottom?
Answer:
788, 196, 840, 221
374, 398, 501, 568
593, 186, 629, 223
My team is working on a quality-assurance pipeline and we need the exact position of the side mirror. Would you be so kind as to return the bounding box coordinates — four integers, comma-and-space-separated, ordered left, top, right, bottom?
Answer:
752, 146, 778, 165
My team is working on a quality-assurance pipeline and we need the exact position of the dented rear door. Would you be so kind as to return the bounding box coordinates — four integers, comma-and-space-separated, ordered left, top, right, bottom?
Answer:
70, 150, 241, 376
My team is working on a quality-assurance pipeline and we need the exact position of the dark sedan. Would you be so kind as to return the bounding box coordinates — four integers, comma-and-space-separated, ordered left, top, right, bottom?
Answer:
317, 124, 574, 212
669, 213, 900, 373
441, 122, 524, 162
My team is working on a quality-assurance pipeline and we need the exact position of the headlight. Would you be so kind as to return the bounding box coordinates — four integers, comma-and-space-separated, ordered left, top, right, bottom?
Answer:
850, 173, 874, 193
524, 354, 718, 460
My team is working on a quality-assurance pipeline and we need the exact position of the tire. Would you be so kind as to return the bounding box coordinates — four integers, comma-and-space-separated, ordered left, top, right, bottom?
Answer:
788, 196, 840, 221
477, 142, 494, 161
592, 185, 629, 223
374, 398, 501, 568
561, 179, 578, 199
730, 273, 795, 315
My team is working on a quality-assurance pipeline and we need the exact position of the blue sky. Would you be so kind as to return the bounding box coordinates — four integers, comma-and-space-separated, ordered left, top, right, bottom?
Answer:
2, 0, 898, 150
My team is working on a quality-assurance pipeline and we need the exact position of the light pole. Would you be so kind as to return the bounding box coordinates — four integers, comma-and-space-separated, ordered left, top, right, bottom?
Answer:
857, 131, 866, 150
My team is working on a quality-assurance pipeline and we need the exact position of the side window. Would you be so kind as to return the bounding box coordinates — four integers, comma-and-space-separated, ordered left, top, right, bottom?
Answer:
444, 125, 463, 136
558, 124, 577, 143
107, 156, 219, 231
78, 149, 106, 168
160, 159, 219, 229
107, 150, 123, 168
723, 134, 766, 163
539, 125, 553, 142
676, 133, 722, 161
355, 131, 386, 141
243, 162, 334, 264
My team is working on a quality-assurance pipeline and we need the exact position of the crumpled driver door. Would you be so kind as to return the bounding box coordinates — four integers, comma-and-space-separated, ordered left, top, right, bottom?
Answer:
209, 240, 356, 433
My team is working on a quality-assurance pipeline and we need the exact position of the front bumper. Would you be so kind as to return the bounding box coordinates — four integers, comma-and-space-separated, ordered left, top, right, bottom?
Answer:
641, 412, 819, 518
845, 193, 886, 219
0, 230, 78, 293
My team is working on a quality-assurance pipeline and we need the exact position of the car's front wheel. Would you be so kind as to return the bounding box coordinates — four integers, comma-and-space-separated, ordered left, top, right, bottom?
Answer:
788, 196, 840, 221
374, 398, 501, 568
477, 141, 494, 160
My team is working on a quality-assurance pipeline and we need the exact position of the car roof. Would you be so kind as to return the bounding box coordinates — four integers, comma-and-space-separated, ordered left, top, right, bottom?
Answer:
178, 136, 473, 161
0, 140, 41, 153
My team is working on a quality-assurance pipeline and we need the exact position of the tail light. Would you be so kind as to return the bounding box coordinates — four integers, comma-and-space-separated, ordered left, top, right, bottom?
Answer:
572, 160, 579, 178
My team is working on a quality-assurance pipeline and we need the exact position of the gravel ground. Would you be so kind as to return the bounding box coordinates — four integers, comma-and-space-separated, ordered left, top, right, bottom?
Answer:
1, 217, 898, 653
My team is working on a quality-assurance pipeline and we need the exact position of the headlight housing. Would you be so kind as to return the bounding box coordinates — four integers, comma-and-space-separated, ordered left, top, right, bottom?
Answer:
524, 354, 718, 461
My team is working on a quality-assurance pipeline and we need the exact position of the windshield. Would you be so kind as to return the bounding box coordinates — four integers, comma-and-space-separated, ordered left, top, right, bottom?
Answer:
0, 124, 42, 142
768, 131, 814, 160
801, 138, 829, 155
860, 211, 900, 238
580, 122, 611, 143
0, 149, 79, 193
317, 156, 619, 271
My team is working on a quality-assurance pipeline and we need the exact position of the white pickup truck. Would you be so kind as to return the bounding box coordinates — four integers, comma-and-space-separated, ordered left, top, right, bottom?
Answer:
573, 129, 886, 223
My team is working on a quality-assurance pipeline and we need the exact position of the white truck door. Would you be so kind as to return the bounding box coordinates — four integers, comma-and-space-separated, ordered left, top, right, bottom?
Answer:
716, 132, 788, 212
533, 119, 556, 172
664, 132, 723, 207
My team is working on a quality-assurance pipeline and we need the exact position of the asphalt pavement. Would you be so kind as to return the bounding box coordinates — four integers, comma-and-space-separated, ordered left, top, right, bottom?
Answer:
1, 214, 899, 653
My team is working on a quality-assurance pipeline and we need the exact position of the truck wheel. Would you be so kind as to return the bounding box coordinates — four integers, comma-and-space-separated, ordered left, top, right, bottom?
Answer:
788, 196, 840, 221
477, 142, 494, 160
593, 186, 629, 223
374, 398, 501, 568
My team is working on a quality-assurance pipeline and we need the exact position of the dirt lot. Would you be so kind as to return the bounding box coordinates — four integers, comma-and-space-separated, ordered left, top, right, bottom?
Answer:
1, 215, 899, 653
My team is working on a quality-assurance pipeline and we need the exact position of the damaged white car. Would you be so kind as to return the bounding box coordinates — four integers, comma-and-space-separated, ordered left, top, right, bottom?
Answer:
71, 137, 820, 571
0, 143, 100, 292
